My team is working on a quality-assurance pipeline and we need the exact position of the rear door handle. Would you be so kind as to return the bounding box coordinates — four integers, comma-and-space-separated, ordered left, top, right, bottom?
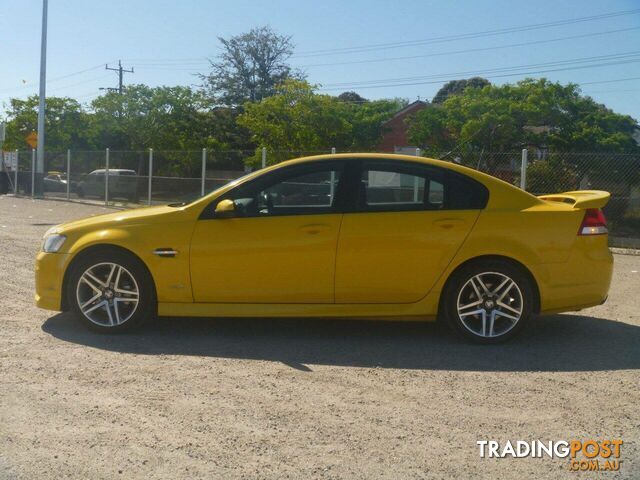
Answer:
433, 218, 465, 229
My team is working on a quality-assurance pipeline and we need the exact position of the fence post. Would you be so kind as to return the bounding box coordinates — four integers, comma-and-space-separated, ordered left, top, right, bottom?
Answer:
520, 148, 528, 190
261, 147, 267, 169
31, 149, 35, 198
105, 147, 109, 205
331, 147, 336, 155
201, 148, 206, 197
416, 148, 421, 157
148, 148, 153, 205
14, 150, 18, 194
66, 149, 71, 200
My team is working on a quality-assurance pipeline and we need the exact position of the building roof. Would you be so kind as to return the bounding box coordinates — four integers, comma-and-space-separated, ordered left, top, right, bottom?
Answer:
383, 100, 428, 124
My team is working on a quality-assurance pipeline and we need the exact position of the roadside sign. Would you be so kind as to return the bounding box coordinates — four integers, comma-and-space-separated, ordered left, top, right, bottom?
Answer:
1, 151, 17, 171
26, 131, 37, 149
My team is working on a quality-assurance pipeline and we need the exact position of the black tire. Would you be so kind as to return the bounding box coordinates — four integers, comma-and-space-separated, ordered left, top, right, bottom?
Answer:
76, 186, 85, 198
66, 248, 156, 333
442, 259, 534, 344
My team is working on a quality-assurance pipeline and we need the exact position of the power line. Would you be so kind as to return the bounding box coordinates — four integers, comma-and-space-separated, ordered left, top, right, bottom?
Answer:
580, 76, 640, 85
293, 8, 640, 57
296, 27, 640, 68
0, 63, 112, 94
319, 58, 640, 91
118, 9, 640, 68
320, 51, 640, 88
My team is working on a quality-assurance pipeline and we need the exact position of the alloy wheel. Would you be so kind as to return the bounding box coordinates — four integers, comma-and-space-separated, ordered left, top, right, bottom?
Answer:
456, 271, 524, 338
76, 262, 139, 327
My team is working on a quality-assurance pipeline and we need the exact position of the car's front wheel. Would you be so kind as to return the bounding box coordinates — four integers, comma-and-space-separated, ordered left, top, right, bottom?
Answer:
442, 259, 534, 344
67, 249, 155, 332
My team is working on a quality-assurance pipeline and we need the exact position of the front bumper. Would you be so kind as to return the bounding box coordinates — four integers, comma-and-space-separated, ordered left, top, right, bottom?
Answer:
35, 251, 72, 311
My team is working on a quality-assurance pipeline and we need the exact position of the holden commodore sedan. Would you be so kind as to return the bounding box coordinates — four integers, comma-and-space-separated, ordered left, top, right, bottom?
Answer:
35, 154, 613, 343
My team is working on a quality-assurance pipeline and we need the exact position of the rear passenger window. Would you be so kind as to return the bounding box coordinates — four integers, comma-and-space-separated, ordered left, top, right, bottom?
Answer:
358, 161, 488, 212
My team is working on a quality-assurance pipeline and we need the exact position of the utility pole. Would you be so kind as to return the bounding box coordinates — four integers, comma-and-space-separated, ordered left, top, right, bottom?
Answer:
102, 60, 134, 94
35, 0, 48, 196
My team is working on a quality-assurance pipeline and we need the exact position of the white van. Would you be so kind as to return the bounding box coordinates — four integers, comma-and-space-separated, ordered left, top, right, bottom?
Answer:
77, 169, 139, 202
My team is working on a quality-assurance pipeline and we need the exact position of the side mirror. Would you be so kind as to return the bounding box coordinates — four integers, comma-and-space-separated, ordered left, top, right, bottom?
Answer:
215, 199, 236, 218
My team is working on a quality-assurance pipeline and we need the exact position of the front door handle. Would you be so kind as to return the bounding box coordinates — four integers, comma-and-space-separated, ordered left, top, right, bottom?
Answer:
433, 218, 465, 229
300, 224, 331, 235
153, 248, 179, 257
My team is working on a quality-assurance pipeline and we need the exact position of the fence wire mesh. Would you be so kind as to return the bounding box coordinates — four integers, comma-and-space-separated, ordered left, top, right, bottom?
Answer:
1, 148, 638, 246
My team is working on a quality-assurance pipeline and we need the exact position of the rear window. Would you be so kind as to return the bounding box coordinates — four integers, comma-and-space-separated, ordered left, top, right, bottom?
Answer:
358, 160, 488, 212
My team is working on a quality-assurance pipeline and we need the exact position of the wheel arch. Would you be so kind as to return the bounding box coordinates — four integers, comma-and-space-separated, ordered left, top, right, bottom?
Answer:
438, 254, 541, 315
61, 243, 157, 311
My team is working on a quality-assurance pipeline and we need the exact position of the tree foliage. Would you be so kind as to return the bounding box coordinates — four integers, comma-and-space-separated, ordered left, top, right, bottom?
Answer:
432, 77, 490, 104
202, 26, 301, 106
237, 80, 402, 164
2, 96, 90, 150
409, 78, 640, 156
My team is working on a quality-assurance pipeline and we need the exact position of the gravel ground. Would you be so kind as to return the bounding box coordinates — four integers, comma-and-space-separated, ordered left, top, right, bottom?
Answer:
1, 196, 639, 479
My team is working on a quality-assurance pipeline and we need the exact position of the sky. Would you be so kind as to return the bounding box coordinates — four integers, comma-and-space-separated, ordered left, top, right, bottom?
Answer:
1, 0, 640, 120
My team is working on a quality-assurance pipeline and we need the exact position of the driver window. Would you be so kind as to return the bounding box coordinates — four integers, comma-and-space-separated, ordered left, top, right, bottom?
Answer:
226, 165, 342, 217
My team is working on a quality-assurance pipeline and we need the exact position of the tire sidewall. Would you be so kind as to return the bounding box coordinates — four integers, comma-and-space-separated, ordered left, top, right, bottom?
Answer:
443, 260, 533, 344
67, 249, 155, 333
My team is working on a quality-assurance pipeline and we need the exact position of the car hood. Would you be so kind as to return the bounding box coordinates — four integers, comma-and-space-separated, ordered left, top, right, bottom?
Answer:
49, 205, 189, 235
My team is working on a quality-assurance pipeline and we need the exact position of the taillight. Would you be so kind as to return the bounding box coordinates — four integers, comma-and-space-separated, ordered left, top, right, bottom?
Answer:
578, 208, 608, 235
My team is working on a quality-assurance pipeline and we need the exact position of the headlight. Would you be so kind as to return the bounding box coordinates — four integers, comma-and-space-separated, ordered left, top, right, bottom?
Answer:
42, 234, 66, 253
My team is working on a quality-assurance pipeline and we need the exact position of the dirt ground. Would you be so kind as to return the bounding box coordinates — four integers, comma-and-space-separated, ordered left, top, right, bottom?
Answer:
1, 196, 638, 479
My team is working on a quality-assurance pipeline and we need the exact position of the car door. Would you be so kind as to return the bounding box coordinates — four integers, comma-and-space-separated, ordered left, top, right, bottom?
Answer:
334, 159, 487, 304
190, 161, 346, 304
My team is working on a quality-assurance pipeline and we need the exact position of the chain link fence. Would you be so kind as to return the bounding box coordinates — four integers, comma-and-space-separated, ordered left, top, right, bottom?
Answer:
1, 148, 638, 247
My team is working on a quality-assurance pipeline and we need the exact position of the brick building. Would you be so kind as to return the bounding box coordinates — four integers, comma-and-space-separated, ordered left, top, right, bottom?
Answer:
378, 100, 428, 153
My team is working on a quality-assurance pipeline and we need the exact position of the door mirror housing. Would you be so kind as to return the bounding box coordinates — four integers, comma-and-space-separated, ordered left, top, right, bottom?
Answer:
215, 199, 236, 218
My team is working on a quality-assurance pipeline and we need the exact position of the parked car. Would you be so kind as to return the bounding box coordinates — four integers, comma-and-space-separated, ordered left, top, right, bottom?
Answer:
43, 173, 76, 193
76, 169, 138, 202
35, 153, 613, 343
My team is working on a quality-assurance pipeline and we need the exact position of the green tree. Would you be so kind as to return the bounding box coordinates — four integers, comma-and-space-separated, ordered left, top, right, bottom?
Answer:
2, 96, 90, 151
337, 91, 368, 104
202, 26, 301, 106
237, 80, 400, 164
87, 85, 252, 175
432, 77, 490, 104
409, 78, 640, 158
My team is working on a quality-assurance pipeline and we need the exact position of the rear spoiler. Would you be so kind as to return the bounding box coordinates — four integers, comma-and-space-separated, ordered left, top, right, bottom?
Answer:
537, 190, 610, 209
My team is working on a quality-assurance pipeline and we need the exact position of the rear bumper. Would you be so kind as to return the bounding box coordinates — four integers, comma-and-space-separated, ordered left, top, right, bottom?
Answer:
537, 236, 613, 314
35, 252, 72, 311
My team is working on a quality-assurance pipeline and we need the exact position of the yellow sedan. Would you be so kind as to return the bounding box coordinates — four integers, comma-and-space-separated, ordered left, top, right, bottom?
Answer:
35, 154, 613, 343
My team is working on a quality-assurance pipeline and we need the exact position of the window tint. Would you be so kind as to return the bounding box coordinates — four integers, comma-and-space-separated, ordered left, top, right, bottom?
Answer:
216, 164, 343, 218
358, 161, 487, 212
264, 170, 340, 209
363, 170, 426, 206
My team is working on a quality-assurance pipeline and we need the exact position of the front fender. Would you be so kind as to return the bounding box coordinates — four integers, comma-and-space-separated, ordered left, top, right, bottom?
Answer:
64, 222, 195, 303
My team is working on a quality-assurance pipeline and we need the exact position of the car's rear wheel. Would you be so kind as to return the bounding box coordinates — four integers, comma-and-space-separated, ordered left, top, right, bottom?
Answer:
76, 186, 85, 198
67, 249, 155, 332
442, 260, 533, 344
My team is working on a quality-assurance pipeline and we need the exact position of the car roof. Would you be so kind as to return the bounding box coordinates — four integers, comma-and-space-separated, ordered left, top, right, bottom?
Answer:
274, 153, 500, 183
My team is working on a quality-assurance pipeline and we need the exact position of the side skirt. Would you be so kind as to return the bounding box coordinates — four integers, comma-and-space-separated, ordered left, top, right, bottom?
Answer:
158, 301, 438, 321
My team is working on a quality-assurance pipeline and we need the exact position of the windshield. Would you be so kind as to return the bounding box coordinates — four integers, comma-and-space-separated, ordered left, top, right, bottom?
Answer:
168, 170, 257, 207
